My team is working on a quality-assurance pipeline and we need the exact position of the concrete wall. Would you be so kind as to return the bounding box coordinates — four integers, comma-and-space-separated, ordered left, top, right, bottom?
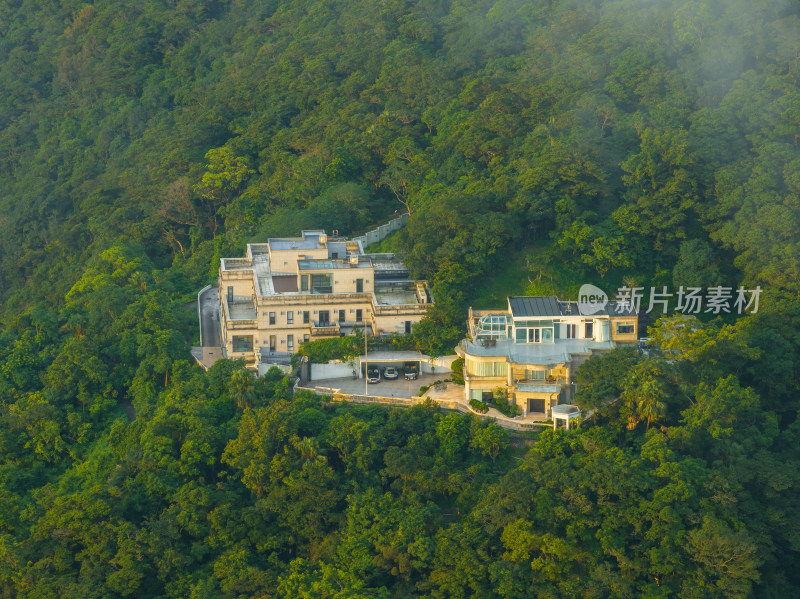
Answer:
258, 362, 293, 377
311, 361, 359, 380
422, 355, 457, 374
353, 213, 409, 248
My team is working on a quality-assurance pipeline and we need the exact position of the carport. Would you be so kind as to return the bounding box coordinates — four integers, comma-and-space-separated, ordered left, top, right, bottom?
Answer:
359, 351, 427, 377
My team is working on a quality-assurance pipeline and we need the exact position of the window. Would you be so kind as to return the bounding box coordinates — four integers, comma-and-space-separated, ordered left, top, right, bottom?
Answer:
585, 322, 594, 339
311, 273, 332, 293
405, 321, 411, 334
319, 310, 330, 324
232, 335, 253, 353
466, 360, 507, 377
356, 278, 363, 293
303, 311, 310, 324
303, 334, 309, 342
616, 323, 635, 335
517, 326, 554, 344
356, 309, 363, 322
287, 311, 293, 324
269, 335, 276, 351
300, 275, 309, 291
331, 252, 338, 259
269, 312, 275, 325
287, 335, 294, 352
526, 369, 546, 381
566, 324, 576, 339
338, 310, 345, 322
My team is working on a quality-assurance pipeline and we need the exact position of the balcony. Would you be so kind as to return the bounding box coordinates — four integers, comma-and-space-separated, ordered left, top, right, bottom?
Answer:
515, 375, 568, 386
310, 321, 340, 337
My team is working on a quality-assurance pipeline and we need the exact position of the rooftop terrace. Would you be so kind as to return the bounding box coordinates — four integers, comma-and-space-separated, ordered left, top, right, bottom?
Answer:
459, 337, 615, 366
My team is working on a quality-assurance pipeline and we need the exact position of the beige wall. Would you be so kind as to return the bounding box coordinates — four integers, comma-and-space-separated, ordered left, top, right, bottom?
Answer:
374, 313, 419, 335
513, 391, 559, 414
610, 317, 638, 342
219, 271, 256, 298
268, 246, 328, 272
298, 266, 375, 294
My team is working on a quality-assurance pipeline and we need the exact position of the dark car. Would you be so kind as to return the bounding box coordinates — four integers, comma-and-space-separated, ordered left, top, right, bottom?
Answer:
403, 362, 419, 380
367, 367, 381, 383
383, 366, 399, 380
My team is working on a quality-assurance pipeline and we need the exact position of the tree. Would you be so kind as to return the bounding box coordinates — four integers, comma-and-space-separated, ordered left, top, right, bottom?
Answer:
469, 421, 508, 462
228, 368, 256, 409
621, 360, 668, 429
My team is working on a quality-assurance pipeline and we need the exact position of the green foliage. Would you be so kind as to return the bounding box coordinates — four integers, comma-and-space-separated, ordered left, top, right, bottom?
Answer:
0, 0, 800, 596
490, 387, 522, 418
450, 357, 464, 385
469, 398, 489, 414
294, 335, 363, 366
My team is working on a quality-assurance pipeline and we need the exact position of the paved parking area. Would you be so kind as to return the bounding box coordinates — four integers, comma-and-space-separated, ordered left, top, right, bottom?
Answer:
310, 372, 449, 399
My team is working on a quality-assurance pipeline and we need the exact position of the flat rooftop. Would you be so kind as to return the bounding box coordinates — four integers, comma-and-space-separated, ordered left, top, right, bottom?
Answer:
229, 302, 257, 320
375, 287, 420, 305
269, 238, 323, 251
461, 337, 615, 366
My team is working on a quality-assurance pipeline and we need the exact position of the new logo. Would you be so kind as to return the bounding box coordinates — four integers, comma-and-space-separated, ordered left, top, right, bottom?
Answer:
578, 284, 608, 315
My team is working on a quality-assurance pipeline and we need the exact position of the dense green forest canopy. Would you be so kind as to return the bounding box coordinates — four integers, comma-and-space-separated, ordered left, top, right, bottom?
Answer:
0, 0, 799, 596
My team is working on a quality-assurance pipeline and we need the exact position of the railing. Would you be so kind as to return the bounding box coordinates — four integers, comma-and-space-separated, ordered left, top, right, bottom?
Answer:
289, 389, 550, 431
515, 377, 568, 385
221, 258, 252, 270
373, 303, 429, 315
310, 322, 340, 336
226, 319, 258, 329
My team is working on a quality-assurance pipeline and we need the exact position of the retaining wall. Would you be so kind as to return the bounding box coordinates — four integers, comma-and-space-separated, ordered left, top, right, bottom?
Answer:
353, 213, 409, 249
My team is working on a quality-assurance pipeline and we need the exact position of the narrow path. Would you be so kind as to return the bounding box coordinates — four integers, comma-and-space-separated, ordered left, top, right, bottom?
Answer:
121, 400, 136, 421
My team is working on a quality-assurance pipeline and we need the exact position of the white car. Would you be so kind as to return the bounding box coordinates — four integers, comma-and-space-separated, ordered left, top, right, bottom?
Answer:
367, 367, 381, 383
383, 367, 399, 380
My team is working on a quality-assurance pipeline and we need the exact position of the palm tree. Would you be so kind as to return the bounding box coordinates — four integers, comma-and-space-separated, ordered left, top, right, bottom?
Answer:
296, 437, 320, 461
622, 362, 668, 429
229, 369, 256, 409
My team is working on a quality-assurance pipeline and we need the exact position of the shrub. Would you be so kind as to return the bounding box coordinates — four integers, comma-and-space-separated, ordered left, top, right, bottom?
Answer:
450, 357, 464, 385
469, 398, 489, 413
492, 387, 522, 417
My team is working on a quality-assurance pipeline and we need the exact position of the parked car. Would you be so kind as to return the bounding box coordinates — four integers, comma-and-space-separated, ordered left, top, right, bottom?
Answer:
403, 362, 419, 380
383, 366, 399, 380
367, 367, 381, 383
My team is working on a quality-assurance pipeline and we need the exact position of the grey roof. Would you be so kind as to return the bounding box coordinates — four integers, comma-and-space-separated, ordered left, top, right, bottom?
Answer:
508, 295, 638, 318
508, 296, 562, 318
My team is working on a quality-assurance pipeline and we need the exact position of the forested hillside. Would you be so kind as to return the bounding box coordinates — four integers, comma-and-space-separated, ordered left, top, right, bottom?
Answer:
0, 0, 799, 596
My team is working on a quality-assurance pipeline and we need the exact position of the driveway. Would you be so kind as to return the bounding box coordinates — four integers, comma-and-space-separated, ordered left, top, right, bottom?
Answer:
310, 372, 447, 399
200, 286, 222, 347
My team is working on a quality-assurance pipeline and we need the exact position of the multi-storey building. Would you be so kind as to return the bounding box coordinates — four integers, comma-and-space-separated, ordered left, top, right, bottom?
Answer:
455, 296, 638, 417
218, 230, 432, 368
